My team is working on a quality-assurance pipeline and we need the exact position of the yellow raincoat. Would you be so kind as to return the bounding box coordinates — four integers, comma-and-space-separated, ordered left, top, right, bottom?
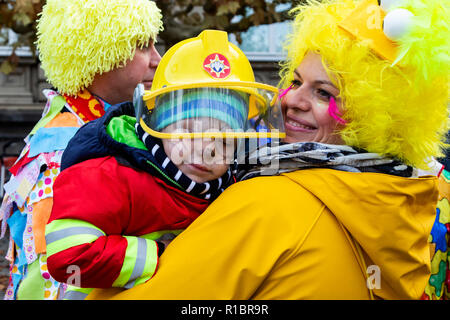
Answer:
88, 168, 438, 300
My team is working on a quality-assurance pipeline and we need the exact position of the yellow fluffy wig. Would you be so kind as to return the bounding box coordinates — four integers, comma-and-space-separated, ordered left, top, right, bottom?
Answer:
280, 0, 449, 169
36, 0, 163, 96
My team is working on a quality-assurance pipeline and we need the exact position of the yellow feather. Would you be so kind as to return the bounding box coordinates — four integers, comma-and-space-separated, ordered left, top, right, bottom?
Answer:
280, 0, 449, 169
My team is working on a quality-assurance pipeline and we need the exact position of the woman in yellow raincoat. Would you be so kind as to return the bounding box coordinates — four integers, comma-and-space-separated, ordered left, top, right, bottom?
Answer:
88, 0, 449, 300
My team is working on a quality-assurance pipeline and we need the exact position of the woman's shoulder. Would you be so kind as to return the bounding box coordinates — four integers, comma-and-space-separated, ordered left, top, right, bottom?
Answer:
231, 174, 314, 197
214, 174, 325, 221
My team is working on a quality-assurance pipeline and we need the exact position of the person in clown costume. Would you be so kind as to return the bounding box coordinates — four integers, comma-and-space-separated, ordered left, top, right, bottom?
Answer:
0, 0, 163, 300
87, 0, 449, 300
43, 29, 285, 300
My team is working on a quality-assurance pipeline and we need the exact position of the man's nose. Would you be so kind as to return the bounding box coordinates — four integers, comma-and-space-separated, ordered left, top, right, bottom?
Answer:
149, 44, 161, 68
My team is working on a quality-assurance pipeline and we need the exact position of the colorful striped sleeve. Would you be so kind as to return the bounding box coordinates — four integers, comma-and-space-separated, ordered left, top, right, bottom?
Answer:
112, 236, 159, 288
46, 219, 160, 288
46, 219, 106, 257
46, 157, 162, 289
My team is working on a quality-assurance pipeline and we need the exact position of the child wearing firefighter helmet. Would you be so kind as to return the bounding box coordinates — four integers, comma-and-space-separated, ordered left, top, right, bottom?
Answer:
44, 30, 285, 299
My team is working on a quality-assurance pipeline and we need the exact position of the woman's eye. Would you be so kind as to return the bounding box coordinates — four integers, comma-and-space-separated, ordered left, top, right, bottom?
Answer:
317, 89, 332, 100
291, 79, 302, 88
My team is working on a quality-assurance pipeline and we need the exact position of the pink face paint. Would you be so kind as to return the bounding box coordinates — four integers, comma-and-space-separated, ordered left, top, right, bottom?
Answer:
328, 96, 347, 125
278, 84, 293, 99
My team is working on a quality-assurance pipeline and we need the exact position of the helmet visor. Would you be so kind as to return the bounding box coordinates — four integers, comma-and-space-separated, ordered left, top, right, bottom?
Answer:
139, 82, 285, 140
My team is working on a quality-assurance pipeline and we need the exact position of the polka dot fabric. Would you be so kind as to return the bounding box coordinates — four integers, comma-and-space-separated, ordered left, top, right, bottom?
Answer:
28, 167, 60, 205
23, 209, 38, 264
2, 151, 63, 300
21, 164, 61, 266
39, 255, 59, 300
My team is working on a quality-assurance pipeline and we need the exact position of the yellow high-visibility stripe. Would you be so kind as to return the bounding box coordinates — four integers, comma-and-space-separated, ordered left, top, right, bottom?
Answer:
63, 286, 94, 300
46, 219, 104, 235
112, 236, 158, 288
112, 236, 138, 287
45, 219, 105, 257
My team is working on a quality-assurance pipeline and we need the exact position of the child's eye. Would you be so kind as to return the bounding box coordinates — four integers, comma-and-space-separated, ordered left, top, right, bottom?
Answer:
223, 140, 234, 148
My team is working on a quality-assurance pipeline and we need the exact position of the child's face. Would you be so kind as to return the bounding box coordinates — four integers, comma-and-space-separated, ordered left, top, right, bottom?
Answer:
162, 118, 235, 183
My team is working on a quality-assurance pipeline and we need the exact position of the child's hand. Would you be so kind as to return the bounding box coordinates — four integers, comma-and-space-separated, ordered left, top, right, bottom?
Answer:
156, 233, 178, 255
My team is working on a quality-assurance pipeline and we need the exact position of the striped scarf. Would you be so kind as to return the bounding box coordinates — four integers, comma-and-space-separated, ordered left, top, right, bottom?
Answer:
236, 142, 415, 181
135, 123, 232, 201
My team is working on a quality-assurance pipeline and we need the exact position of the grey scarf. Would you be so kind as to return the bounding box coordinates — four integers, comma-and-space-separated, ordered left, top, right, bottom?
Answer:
236, 142, 414, 181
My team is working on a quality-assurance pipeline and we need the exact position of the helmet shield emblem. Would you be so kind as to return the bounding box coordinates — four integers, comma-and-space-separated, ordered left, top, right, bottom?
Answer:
203, 53, 231, 79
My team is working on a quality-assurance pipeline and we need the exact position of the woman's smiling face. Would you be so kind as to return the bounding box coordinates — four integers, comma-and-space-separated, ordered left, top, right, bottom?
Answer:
281, 52, 345, 144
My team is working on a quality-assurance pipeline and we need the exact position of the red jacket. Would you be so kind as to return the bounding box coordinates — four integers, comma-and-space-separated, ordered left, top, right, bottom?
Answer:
46, 156, 209, 288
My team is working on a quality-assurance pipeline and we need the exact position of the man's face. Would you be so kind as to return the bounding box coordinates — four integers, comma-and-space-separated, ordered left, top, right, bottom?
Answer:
128, 43, 161, 91
90, 42, 161, 104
